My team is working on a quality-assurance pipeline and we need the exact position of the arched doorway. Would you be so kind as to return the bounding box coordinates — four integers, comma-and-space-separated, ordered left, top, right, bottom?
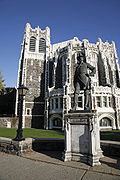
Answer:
100, 117, 112, 128
49, 114, 62, 129
98, 113, 116, 130
53, 118, 62, 129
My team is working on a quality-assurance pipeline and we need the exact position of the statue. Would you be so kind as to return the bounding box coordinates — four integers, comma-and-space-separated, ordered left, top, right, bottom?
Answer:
73, 49, 96, 110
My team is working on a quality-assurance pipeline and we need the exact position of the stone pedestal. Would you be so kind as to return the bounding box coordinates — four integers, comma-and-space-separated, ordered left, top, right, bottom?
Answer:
64, 110, 103, 166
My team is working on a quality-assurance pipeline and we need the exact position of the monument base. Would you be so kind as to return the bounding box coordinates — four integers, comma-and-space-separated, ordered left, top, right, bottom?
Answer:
64, 152, 101, 166
64, 110, 102, 166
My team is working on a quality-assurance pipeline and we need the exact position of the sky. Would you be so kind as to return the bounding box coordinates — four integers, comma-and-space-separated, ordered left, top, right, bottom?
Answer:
0, 0, 120, 87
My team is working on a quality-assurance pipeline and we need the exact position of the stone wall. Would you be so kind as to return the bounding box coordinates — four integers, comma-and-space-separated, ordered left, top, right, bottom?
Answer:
0, 137, 32, 155
0, 117, 18, 128
0, 137, 119, 158
26, 59, 45, 102
25, 102, 44, 128
25, 116, 32, 128
25, 116, 44, 128
24, 58, 45, 128
0, 117, 9, 127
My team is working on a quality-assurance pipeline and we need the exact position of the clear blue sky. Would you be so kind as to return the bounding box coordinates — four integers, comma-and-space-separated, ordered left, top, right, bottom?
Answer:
0, 0, 120, 87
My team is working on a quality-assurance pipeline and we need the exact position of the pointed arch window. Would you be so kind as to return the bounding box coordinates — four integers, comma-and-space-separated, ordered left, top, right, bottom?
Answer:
29, 36, 36, 52
39, 38, 46, 53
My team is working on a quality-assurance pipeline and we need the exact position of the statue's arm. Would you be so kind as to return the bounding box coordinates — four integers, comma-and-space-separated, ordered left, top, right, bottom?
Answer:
87, 63, 96, 76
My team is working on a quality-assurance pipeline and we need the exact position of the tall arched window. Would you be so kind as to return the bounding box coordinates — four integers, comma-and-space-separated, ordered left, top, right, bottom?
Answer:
39, 38, 46, 53
29, 36, 36, 52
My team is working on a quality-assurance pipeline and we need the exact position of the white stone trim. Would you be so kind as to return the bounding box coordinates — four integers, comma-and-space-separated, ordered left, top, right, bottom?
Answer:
32, 115, 44, 116
25, 102, 44, 104
25, 52, 45, 60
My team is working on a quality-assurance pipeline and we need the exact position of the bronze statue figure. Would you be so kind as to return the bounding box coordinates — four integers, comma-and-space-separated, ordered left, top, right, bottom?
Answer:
73, 49, 96, 110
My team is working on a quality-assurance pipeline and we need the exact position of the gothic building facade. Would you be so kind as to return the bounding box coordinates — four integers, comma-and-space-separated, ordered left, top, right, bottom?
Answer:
16, 23, 120, 130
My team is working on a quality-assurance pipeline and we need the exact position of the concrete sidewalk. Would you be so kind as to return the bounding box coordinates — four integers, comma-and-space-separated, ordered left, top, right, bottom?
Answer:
0, 151, 120, 180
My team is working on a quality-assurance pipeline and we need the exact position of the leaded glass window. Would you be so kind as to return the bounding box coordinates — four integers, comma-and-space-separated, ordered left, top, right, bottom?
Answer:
96, 96, 101, 107
60, 97, 63, 109
39, 38, 46, 53
55, 98, 58, 109
29, 36, 36, 52
103, 96, 107, 107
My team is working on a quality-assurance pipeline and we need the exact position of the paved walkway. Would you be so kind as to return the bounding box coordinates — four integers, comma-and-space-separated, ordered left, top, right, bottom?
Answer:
0, 151, 120, 180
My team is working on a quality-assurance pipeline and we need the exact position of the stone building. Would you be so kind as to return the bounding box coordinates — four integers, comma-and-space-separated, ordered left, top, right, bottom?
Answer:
16, 23, 50, 128
16, 23, 120, 130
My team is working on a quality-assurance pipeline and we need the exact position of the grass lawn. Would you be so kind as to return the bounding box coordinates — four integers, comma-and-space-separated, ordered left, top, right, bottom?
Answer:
0, 128, 64, 139
100, 130, 120, 142
0, 128, 120, 141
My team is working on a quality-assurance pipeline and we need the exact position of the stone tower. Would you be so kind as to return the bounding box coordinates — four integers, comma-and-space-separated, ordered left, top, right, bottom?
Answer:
16, 23, 50, 128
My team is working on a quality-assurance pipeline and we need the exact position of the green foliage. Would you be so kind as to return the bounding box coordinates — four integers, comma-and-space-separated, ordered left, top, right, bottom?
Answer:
0, 128, 64, 139
0, 72, 6, 95
100, 130, 120, 142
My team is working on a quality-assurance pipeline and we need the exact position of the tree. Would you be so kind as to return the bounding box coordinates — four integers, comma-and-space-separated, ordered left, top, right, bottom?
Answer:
0, 72, 6, 95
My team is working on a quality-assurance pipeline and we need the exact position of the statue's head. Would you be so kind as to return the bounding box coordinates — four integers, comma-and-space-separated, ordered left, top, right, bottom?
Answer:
77, 50, 85, 63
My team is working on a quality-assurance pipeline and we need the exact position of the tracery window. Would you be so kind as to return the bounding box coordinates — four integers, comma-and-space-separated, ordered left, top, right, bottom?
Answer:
60, 97, 63, 109
29, 36, 36, 52
51, 99, 54, 110
103, 96, 107, 107
108, 97, 112, 107
55, 98, 58, 109
39, 38, 46, 53
96, 96, 101, 107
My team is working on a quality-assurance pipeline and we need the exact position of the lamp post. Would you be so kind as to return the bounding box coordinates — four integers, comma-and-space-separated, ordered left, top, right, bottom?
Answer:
13, 85, 28, 141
